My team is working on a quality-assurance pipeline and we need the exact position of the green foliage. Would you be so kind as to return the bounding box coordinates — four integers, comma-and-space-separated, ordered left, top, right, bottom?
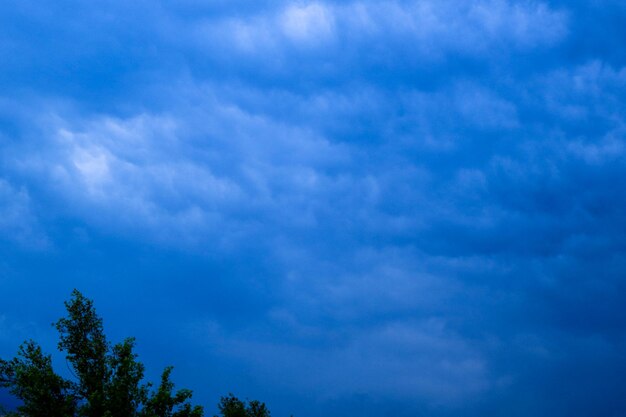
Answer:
55, 290, 109, 417
216, 394, 270, 417
140, 367, 202, 417
0, 290, 276, 417
0, 290, 203, 417
0, 340, 75, 417
246, 400, 270, 417
106, 338, 148, 417
217, 394, 246, 417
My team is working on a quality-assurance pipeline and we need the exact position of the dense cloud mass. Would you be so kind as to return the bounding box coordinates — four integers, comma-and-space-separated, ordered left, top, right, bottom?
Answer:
1, 1, 626, 416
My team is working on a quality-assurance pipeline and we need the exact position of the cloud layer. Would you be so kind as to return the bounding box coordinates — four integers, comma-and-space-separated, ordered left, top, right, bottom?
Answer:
1, 1, 626, 416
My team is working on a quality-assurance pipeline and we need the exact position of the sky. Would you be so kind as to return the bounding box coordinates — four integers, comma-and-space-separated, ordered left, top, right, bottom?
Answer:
1, 0, 626, 416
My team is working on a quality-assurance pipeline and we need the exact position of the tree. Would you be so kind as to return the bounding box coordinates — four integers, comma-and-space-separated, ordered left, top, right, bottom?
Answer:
216, 394, 270, 417
55, 290, 109, 417
0, 340, 75, 417
141, 367, 202, 417
0, 290, 203, 417
106, 338, 147, 417
246, 400, 271, 417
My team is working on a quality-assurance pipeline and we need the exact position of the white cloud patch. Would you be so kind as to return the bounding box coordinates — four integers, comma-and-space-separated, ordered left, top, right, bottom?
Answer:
9, 89, 350, 248
193, 0, 566, 59
280, 3, 335, 45
51, 117, 242, 244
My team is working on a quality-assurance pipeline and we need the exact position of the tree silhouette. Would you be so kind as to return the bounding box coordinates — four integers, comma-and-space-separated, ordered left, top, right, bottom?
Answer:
0, 290, 203, 417
0, 340, 75, 417
0, 290, 275, 417
216, 394, 270, 417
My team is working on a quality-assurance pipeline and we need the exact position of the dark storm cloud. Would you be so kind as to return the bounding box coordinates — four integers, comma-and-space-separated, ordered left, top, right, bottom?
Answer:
1, 1, 626, 416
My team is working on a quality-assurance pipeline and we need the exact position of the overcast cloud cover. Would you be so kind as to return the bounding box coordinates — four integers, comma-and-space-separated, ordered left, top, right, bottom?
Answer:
1, 1, 626, 416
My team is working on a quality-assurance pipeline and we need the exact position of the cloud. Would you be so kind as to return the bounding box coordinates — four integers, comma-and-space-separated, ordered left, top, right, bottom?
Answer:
0, 179, 47, 249
191, 0, 567, 72
0, 1, 625, 417
280, 3, 335, 45
4, 87, 350, 249
197, 317, 488, 401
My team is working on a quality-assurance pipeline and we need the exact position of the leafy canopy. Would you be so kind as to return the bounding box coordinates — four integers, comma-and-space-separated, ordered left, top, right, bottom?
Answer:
216, 394, 271, 417
0, 290, 274, 417
0, 290, 203, 417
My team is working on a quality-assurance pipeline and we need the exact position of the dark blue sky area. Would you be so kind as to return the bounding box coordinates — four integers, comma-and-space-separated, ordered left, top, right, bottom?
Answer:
1, 1, 626, 416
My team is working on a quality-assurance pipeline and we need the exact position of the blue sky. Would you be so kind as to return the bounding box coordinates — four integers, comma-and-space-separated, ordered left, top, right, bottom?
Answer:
1, 1, 626, 416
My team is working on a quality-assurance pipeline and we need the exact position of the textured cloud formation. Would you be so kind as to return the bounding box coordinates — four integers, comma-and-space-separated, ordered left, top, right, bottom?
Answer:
0, 179, 47, 249
1, 1, 626, 416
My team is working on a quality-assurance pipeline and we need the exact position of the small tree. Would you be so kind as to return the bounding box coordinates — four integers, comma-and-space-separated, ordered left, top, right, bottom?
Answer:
246, 400, 271, 417
142, 367, 202, 417
0, 290, 203, 417
216, 394, 270, 417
